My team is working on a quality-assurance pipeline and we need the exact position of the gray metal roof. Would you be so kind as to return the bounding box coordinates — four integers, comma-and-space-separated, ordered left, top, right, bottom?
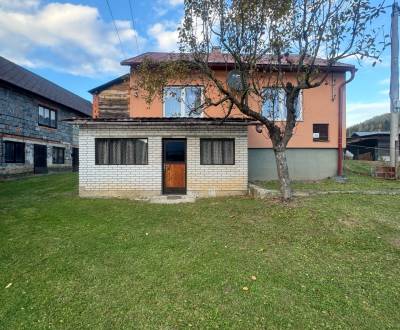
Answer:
121, 51, 355, 72
0, 56, 92, 116
351, 131, 390, 137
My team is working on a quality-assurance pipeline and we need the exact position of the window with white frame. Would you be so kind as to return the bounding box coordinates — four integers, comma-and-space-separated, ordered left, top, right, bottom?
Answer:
38, 106, 57, 128
261, 88, 303, 121
163, 86, 203, 117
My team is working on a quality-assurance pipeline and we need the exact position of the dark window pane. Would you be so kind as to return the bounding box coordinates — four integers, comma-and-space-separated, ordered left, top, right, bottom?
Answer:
4, 142, 14, 162
14, 143, 25, 163
4, 141, 25, 163
165, 141, 185, 162
313, 124, 329, 141
52, 147, 65, 164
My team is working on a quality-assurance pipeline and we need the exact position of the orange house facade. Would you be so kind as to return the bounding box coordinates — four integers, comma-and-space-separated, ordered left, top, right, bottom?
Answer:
77, 51, 354, 199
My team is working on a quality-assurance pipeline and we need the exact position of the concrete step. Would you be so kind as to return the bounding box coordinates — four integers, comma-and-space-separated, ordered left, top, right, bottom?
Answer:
149, 195, 196, 204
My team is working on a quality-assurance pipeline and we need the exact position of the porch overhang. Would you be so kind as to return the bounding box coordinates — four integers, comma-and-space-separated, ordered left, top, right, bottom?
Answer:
65, 117, 254, 128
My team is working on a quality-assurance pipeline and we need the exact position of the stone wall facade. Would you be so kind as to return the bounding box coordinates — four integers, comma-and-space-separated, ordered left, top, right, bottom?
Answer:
78, 123, 248, 198
0, 85, 84, 176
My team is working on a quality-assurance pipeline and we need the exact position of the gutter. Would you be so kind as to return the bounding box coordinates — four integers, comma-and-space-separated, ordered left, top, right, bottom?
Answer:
338, 68, 357, 176
63, 118, 253, 127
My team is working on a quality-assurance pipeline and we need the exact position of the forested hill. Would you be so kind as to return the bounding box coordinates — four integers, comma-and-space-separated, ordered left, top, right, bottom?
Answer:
347, 113, 394, 137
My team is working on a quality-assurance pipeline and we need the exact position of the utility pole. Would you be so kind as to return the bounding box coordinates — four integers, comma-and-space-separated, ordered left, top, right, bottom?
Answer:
390, 1, 399, 168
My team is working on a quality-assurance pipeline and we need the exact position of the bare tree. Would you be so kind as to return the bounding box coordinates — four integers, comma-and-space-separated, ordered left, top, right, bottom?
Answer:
136, 0, 388, 200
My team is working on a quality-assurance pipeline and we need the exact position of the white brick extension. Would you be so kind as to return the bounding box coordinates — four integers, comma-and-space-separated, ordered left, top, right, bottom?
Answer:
78, 122, 248, 198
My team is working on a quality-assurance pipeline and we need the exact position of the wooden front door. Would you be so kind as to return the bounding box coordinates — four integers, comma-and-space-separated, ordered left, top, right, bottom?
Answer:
34, 144, 48, 174
163, 139, 186, 194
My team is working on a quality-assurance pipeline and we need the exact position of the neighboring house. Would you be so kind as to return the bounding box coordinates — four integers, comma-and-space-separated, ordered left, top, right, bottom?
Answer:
77, 49, 354, 199
0, 56, 92, 176
347, 131, 400, 161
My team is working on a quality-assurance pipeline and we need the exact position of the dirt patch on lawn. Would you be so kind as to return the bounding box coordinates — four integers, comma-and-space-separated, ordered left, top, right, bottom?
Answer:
389, 237, 400, 249
338, 217, 360, 228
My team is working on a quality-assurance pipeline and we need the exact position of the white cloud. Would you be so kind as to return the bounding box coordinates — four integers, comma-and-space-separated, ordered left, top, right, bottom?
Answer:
168, 0, 184, 6
379, 78, 390, 85
347, 101, 390, 126
148, 12, 208, 51
148, 22, 179, 51
0, 1, 145, 76
0, 0, 40, 11
152, 0, 183, 17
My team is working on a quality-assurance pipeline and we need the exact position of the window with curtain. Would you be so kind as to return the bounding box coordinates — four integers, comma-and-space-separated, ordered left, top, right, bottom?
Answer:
52, 147, 65, 164
4, 141, 25, 163
95, 138, 148, 165
163, 86, 203, 117
262, 88, 302, 121
38, 106, 57, 128
200, 139, 235, 165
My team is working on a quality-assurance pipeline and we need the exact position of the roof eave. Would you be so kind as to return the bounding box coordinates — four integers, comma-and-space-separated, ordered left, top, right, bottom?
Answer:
88, 74, 130, 94
123, 61, 355, 73
64, 117, 253, 126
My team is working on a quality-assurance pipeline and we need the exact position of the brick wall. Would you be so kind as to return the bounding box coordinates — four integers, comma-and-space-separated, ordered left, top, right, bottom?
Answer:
78, 124, 248, 198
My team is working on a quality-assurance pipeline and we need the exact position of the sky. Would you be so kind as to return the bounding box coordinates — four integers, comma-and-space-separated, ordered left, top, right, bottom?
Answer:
0, 0, 395, 127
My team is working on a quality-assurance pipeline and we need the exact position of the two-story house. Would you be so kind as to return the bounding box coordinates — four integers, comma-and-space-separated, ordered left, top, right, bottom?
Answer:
76, 50, 354, 199
0, 56, 92, 177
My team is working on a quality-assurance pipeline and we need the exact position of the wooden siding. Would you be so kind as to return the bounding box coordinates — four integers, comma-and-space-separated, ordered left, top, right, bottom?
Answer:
97, 79, 129, 118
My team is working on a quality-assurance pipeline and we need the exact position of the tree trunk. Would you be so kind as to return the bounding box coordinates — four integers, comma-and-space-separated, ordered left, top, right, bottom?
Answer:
274, 146, 292, 200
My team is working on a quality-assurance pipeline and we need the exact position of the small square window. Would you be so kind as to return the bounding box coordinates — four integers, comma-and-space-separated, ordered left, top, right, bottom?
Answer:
52, 147, 65, 164
313, 124, 329, 142
38, 106, 57, 128
4, 141, 25, 163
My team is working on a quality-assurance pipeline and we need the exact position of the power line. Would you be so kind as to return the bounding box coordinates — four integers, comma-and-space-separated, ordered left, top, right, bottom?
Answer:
128, 0, 140, 54
105, 0, 127, 58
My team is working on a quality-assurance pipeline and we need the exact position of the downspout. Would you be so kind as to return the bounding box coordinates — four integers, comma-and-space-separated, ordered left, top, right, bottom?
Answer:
337, 68, 356, 176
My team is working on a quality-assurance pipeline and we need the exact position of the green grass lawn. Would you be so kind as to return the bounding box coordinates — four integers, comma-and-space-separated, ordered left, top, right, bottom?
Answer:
1, 173, 400, 329
258, 160, 400, 192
